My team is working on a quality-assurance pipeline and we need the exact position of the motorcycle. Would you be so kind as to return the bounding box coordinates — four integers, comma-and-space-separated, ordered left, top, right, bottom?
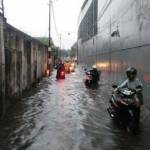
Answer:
56, 68, 65, 79
55, 63, 65, 79
84, 71, 93, 86
107, 85, 138, 131
84, 70, 98, 87
57, 69, 65, 79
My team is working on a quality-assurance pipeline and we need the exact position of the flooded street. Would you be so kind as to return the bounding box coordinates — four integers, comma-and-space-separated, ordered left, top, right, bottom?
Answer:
0, 67, 150, 150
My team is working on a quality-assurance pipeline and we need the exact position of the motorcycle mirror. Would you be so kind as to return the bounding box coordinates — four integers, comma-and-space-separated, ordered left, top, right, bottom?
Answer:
136, 85, 142, 89
112, 85, 118, 88
84, 68, 87, 71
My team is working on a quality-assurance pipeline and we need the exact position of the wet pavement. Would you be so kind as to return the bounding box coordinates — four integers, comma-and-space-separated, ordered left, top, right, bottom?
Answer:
0, 67, 150, 150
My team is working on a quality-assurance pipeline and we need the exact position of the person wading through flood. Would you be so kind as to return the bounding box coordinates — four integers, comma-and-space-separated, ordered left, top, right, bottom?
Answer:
117, 67, 143, 129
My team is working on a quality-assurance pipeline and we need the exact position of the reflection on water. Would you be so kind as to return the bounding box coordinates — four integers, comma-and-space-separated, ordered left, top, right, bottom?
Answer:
0, 67, 150, 150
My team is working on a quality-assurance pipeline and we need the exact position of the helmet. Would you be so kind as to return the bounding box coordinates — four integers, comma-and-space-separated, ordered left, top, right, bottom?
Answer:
126, 67, 137, 78
92, 65, 97, 69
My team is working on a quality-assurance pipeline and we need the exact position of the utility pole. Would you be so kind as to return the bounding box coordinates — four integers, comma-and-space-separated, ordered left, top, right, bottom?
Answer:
49, 0, 51, 48
59, 34, 61, 58
47, 0, 59, 75
1, 0, 4, 16
59, 34, 61, 49
47, 0, 52, 76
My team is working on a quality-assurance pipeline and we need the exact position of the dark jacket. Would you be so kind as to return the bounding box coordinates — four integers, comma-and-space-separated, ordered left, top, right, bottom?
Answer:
56, 63, 65, 79
90, 68, 100, 83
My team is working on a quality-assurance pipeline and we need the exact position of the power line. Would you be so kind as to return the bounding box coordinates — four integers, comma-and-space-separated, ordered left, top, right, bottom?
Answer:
51, 2, 59, 39
51, 2, 65, 49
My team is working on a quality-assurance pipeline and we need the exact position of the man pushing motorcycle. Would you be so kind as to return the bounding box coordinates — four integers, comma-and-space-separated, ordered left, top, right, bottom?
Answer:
117, 67, 143, 127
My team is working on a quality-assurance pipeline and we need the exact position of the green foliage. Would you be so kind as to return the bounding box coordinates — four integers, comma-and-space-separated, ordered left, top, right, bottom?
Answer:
36, 37, 54, 46
35, 37, 76, 60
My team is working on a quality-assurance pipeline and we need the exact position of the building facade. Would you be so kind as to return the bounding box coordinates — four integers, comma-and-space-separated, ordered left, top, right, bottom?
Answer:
78, 0, 150, 104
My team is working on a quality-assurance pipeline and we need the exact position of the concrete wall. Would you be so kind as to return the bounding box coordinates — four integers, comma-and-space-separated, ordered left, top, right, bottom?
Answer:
3, 20, 47, 110
0, 14, 5, 116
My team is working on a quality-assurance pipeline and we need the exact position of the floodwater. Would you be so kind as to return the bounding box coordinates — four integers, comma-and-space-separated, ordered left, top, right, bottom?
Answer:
0, 67, 150, 150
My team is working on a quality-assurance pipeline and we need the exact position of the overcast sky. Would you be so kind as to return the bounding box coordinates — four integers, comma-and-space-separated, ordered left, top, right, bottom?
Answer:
4, 0, 84, 49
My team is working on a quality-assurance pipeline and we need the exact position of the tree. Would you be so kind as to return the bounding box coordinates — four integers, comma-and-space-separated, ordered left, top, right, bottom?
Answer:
36, 37, 54, 47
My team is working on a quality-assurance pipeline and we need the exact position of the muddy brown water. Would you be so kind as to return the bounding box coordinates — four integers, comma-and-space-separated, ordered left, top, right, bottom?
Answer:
0, 67, 150, 150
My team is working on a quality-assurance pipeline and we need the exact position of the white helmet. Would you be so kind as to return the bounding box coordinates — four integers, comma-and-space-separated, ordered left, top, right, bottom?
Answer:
92, 65, 96, 69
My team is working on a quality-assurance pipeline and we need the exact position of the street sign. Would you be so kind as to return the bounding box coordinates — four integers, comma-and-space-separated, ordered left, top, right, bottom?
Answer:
48, 47, 51, 52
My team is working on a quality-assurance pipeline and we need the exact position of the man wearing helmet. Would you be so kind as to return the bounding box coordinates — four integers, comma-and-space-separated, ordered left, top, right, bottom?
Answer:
118, 67, 143, 126
90, 65, 100, 84
55, 59, 65, 79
